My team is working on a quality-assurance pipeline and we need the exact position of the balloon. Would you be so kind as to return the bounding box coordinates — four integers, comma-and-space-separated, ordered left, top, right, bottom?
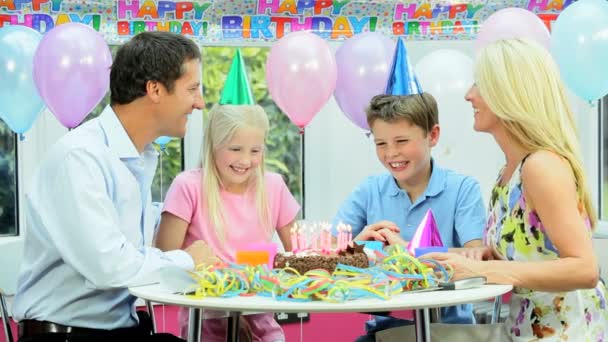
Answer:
0, 26, 44, 134
415, 48, 502, 197
551, 0, 608, 101
33, 23, 112, 128
154, 136, 173, 146
415, 49, 473, 102
266, 31, 337, 129
334, 33, 395, 131
475, 7, 550, 54
406, 209, 443, 256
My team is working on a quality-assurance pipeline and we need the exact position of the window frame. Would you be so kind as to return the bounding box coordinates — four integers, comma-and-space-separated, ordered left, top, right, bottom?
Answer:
596, 97, 608, 238
0, 131, 19, 237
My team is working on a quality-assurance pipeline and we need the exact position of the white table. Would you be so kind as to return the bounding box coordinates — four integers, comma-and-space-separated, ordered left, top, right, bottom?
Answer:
129, 283, 512, 342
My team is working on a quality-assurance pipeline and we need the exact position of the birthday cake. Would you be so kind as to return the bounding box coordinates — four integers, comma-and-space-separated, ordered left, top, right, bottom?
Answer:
273, 244, 370, 274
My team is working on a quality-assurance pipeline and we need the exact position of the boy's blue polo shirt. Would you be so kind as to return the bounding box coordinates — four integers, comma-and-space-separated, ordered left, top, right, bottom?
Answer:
332, 161, 486, 328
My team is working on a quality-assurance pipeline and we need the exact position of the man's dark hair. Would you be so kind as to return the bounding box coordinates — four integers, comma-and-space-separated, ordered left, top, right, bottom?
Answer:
110, 31, 201, 105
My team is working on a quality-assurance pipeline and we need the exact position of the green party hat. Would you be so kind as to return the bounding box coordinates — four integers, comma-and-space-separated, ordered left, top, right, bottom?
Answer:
219, 49, 254, 105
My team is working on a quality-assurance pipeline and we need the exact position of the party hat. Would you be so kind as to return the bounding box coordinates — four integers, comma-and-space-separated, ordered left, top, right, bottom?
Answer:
219, 49, 254, 105
406, 209, 443, 255
385, 38, 423, 96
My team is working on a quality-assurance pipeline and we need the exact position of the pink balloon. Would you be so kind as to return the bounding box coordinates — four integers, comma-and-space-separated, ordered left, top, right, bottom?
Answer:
33, 23, 112, 128
475, 8, 550, 54
266, 31, 337, 129
334, 32, 395, 131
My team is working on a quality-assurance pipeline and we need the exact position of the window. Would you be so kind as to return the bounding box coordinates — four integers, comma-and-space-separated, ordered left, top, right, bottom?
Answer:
599, 97, 608, 237
201, 47, 302, 204
0, 120, 17, 236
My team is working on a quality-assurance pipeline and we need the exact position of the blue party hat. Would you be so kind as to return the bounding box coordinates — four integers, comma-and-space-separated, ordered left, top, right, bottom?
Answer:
385, 38, 423, 96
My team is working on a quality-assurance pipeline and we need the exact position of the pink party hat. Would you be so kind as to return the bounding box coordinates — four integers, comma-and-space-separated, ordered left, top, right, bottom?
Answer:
407, 209, 443, 255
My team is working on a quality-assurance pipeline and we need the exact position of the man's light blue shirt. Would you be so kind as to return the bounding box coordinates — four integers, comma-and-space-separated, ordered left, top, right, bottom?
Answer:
332, 161, 486, 327
13, 107, 193, 329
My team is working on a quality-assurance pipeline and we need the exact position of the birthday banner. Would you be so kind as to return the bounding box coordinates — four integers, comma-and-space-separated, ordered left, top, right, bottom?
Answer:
0, 0, 571, 43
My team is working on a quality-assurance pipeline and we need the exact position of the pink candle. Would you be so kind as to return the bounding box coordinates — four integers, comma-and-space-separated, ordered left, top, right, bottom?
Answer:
290, 227, 298, 252
347, 225, 352, 247
337, 224, 344, 251
298, 227, 306, 250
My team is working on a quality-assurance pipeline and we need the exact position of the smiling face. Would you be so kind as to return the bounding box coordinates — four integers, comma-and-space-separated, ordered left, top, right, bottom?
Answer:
213, 126, 265, 193
464, 84, 501, 134
156, 59, 204, 138
371, 118, 439, 190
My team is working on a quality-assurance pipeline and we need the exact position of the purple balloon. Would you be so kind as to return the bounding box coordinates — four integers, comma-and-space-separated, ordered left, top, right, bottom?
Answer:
33, 23, 112, 128
334, 32, 395, 131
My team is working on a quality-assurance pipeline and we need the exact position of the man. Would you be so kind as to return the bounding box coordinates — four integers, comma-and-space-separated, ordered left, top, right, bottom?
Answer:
13, 31, 210, 341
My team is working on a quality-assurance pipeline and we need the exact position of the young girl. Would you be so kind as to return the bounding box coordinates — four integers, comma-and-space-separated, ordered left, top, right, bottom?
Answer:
155, 104, 300, 342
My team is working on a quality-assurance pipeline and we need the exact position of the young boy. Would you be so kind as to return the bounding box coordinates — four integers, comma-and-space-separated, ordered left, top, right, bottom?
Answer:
332, 93, 486, 342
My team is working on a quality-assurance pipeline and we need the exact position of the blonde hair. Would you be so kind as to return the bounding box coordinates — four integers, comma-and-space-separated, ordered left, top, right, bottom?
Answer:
366, 93, 438, 135
202, 104, 271, 242
475, 38, 596, 229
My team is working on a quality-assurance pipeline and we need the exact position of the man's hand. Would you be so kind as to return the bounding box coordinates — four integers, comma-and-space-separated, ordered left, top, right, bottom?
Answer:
184, 240, 220, 267
354, 221, 400, 242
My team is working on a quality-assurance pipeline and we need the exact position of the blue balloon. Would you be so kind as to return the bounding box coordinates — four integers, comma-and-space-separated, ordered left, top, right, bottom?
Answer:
154, 136, 173, 146
551, 0, 608, 101
0, 26, 44, 134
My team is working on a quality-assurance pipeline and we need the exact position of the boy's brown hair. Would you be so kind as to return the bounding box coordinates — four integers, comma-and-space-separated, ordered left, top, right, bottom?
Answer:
365, 93, 438, 135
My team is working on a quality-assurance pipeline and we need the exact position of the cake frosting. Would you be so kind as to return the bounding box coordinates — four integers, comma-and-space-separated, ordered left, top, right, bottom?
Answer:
273, 244, 369, 274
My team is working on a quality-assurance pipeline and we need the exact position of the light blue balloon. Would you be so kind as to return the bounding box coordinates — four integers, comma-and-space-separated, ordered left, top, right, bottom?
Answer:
154, 136, 173, 146
551, 0, 608, 101
0, 26, 44, 134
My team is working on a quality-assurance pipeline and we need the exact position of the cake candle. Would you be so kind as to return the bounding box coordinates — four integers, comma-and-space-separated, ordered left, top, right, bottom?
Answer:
290, 226, 298, 252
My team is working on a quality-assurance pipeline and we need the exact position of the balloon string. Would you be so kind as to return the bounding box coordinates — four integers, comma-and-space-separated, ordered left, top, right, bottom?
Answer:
299, 127, 305, 220
159, 151, 164, 202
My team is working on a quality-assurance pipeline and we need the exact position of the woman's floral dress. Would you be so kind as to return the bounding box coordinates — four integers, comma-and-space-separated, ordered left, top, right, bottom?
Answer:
484, 163, 608, 341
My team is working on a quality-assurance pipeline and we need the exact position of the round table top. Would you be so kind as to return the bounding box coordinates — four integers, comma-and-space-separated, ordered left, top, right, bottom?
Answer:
129, 283, 512, 313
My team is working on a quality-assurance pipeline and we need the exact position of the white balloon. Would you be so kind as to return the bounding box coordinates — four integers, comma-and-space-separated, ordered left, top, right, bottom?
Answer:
416, 49, 502, 204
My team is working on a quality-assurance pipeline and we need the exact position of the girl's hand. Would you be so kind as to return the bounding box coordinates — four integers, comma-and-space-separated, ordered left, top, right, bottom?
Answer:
354, 220, 400, 242
185, 240, 221, 266
423, 252, 486, 281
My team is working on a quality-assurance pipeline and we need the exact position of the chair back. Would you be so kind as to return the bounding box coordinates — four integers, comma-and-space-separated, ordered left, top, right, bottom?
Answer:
0, 240, 23, 342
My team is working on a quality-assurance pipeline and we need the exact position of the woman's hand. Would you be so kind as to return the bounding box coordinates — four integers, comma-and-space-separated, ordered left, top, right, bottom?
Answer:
354, 220, 400, 242
451, 246, 495, 261
423, 252, 487, 281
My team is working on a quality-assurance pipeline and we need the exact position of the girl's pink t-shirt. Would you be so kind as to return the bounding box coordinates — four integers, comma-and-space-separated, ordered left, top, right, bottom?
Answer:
162, 169, 300, 261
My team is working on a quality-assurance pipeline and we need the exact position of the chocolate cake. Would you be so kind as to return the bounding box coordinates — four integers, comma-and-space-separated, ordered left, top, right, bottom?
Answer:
273, 244, 369, 274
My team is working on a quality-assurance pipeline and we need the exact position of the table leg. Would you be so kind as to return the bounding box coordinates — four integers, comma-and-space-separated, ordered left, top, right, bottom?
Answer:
226, 312, 241, 342
188, 308, 203, 342
414, 308, 431, 342
491, 295, 503, 324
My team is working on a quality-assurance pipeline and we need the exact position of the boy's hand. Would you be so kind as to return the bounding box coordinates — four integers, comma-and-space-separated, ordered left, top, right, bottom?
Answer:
185, 240, 220, 266
354, 220, 400, 242
378, 228, 408, 247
